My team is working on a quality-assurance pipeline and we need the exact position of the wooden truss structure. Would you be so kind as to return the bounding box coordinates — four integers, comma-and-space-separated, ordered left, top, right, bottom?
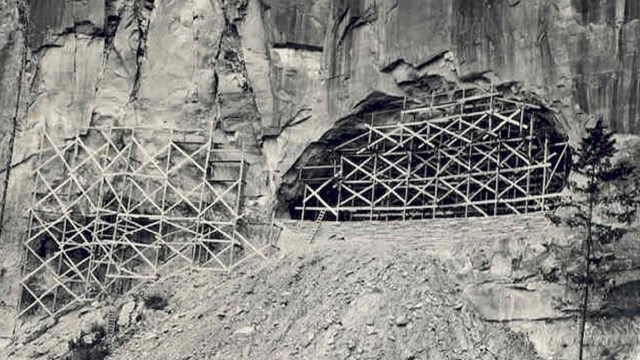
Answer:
296, 90, 570, 221
20, 127, 267, 317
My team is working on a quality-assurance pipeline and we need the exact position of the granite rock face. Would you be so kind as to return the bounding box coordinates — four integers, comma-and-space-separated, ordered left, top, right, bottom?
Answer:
1, 0, 640, 355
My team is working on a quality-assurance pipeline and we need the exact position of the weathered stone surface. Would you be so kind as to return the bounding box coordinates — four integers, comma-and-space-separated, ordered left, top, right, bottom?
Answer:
27, 35, 103, 138
117, 301, 137, 329
0, 0, 24, 346
240, 0, 274, 130
28, 0, 104, 51
2, 0, 640, 356
133, 0, 224, 130
464, 283, 570, 321
262, 0, 329, 49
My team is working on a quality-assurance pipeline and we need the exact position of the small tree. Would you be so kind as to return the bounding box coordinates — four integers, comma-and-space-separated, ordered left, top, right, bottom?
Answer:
548, 118, 638, 360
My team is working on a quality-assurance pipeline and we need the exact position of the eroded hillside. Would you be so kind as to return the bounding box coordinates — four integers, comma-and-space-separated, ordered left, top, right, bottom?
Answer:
4, 215, 640, 359
1, 0, 640, 358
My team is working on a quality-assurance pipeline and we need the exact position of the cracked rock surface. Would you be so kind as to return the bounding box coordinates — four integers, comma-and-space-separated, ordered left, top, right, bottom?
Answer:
2, 0, 640, 357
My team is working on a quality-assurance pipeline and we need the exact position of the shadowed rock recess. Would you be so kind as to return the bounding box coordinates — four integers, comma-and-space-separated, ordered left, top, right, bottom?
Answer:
1, 0, 640, 359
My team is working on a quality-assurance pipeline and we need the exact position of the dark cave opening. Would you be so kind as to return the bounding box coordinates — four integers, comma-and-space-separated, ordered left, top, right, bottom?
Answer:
279, 88, 571, 221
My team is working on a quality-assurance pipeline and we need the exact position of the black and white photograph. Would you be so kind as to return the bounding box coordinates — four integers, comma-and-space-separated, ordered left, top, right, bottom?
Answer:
1, 0, 640, 359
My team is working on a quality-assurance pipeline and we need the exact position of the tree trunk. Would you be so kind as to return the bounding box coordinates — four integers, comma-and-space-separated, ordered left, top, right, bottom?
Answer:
578, 181, 594, 360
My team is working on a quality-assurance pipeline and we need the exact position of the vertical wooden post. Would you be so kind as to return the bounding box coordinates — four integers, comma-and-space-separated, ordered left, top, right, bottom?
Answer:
57, 136, 79, 306
368, 118, 376, 217
89, 136, 107, 295
465, 136, 473, 218
525, 114, 533, 214
159, 133, 173, 270
489, 111, 493, 130
403, 152, 412, 221
367, 114, 373, 146
52, 218, 67, 312
494, 140, 501, 216
236, 145, 245, 221
348, 155, 355, 217
301, 185, 307, 221
542, 136, 549, 210
489, 82, 494, 113
334, 151, 341, 222
422, 151, 428, 219
433, 147, 440, 219
370, 153, 378, 221
107, 137, 133, 290
229, 144, 246, 268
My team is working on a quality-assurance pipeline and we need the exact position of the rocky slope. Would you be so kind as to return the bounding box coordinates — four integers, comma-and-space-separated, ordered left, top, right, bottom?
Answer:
4, 216, 548, 360
2, 0, 640, 355
3, 215, 640, 359
105, 237, 541, 360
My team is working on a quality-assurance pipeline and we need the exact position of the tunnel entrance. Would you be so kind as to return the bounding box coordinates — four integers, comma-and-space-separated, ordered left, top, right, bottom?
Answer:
288, 88, 570, 221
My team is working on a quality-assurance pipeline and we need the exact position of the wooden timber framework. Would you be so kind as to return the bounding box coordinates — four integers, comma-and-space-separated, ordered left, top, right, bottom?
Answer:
19, 127, 267, 318
296, 90, 571, 221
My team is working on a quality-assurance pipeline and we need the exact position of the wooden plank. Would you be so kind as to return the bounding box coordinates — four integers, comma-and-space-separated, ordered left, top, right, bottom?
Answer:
294, 193, 560, 212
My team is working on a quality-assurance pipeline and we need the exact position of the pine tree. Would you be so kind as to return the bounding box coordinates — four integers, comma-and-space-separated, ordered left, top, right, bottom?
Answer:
548, 118, 638, 360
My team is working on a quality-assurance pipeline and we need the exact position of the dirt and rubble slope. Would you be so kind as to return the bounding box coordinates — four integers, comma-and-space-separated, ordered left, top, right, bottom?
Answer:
103, 234, 540, 360
6, 215, 640, 359
4, 0, 640, 344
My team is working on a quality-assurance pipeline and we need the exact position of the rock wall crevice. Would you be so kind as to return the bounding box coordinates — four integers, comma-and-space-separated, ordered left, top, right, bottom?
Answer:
128, 0, 154, 103
0, 0, 28, 242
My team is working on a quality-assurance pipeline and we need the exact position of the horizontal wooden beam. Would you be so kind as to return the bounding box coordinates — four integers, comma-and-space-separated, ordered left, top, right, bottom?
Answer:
294, 193, 560, 212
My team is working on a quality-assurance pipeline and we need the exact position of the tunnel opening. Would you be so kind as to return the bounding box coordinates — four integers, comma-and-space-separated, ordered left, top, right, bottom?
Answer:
282, 87, 571, 221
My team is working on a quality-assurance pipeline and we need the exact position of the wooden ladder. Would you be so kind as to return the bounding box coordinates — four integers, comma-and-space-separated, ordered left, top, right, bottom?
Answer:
106, 307, 118, 339
308, 209, 327, 243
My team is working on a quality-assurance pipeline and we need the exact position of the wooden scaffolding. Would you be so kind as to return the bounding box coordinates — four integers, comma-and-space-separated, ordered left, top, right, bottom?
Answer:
296, 90, 570, 221
20, 127, 265, 318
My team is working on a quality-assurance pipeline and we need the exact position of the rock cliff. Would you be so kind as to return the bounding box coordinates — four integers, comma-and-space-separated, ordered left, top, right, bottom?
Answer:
1, 0, 640, 357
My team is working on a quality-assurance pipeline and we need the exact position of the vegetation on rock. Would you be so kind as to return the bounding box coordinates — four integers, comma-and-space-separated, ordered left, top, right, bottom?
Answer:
65, 322, 110, 360
548, 118, 640, 359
